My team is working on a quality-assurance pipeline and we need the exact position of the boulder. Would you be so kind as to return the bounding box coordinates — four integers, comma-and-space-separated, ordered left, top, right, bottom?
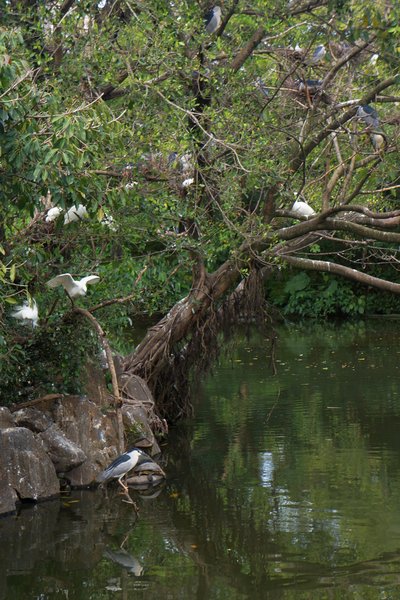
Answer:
119, 374, 155, 406
84, 361, 112, 407
0, 427, 59, 505
49, 396, 119, 486
0, 469, 18, 515
122, 404, 160, 455
13, 407, 52, 432
39, 424, 87, 473
0, 407, 15, 429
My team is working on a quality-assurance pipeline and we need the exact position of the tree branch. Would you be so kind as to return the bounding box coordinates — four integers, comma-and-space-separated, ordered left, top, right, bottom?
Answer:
290, 76, 398, 172
73, 307, 124, 453
231, 26, 266, 72
281, 254, 400, 294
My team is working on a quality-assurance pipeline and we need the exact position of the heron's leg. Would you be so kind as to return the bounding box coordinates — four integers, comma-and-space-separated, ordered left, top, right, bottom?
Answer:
117, 475, 129, 492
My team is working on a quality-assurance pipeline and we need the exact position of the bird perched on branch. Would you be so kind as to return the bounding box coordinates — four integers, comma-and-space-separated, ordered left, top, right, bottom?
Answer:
357, 105, 386, 153
254, 77, 270, 98
292, 79, 331, 105
292, 199, 316, 217
205, 5, 222, 34
11, 300, 39, 328
370, 132, 387, 153
45, 206, 63, 223
96, 448, 164, 493
64, 204, 88, 225
296, 79, 323, 93
357, 105, 380, 129
305, 44, 326, 65
46, 273, 100, 298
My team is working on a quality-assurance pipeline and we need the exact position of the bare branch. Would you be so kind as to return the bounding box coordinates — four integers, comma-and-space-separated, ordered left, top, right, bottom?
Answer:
231, 26, 266, 72
73, 307, 125, 453
282, 254, 400, 294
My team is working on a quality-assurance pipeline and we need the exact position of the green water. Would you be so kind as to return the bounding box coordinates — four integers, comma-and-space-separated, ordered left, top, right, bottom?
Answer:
2, 321, 400, 599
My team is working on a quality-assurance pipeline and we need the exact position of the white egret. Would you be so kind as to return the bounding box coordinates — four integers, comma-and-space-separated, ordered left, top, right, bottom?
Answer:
292, 200, 316, 217
64, 204, 88, 225
182, 178, 194, 188
11, 300, 39, 328
45, 207, 63, 222
369, 53, 379, 66
46, 273, 100, 298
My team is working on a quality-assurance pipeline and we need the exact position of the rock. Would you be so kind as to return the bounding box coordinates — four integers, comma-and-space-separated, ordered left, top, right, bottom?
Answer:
119, 374, 155, 406
122, 404, 158, 454
127, 473, 165, 488
84, 361, 112, 407
39, 424, 87, 473
0, 427, 60, 506
13, 407, 52, 432
0, 460, 18, 515
0, 407, 15, 429
49, 396, 119, 486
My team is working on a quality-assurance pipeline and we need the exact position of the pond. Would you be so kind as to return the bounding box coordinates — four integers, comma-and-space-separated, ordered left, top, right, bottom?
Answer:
2, 320, 400, 599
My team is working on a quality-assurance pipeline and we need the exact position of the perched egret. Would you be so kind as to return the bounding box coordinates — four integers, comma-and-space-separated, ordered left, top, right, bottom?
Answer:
357, 105, 380, 129
46, 273, 100, 298
292, 199, 316, 217
11, 300, 39, 328
205, 5, 222, 34
306, 45, 326, 65
64, 204, 88, 225
96, 448, 163, 492
45, 207, 63, 223
182, 177, 194, 188
369, 53, 379, 66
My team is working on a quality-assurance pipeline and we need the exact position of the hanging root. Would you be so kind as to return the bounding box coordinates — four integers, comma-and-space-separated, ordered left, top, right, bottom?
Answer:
131, 267, 277, 421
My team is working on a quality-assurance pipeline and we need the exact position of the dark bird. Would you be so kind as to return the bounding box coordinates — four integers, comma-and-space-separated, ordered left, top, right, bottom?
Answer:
254, 77, 270, 98
305, 44, 326, 65
205, 5, 222, 34
296, 79, 323, 93
96, 448, 163, 493
167, 151, 178, 166
357, 105, 380, 128
294, 79, 331, 104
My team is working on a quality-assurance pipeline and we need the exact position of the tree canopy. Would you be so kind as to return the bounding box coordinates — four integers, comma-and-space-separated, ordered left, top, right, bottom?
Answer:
2, 0, 400, 414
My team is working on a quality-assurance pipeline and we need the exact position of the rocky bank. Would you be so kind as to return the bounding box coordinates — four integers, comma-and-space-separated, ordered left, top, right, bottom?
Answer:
0, 375, 163, 517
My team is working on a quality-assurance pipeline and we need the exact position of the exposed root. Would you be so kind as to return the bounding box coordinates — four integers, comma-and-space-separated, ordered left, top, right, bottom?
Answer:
122, 267, 277, 421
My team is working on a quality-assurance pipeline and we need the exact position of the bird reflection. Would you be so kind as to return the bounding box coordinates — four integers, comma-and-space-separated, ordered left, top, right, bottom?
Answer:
103, 547, 144, 576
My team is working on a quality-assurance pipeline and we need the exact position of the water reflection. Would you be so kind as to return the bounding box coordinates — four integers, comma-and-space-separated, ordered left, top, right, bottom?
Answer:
3, 321, 400, 598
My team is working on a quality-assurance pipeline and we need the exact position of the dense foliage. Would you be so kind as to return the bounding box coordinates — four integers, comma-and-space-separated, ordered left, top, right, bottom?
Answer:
2, 0, 400, 402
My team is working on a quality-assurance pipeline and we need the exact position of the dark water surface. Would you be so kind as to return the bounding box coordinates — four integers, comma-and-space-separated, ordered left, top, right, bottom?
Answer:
2, 321, 400, 599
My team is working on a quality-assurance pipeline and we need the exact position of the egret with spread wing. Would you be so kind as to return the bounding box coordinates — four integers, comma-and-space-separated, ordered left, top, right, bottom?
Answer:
47, 273, 100, 298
